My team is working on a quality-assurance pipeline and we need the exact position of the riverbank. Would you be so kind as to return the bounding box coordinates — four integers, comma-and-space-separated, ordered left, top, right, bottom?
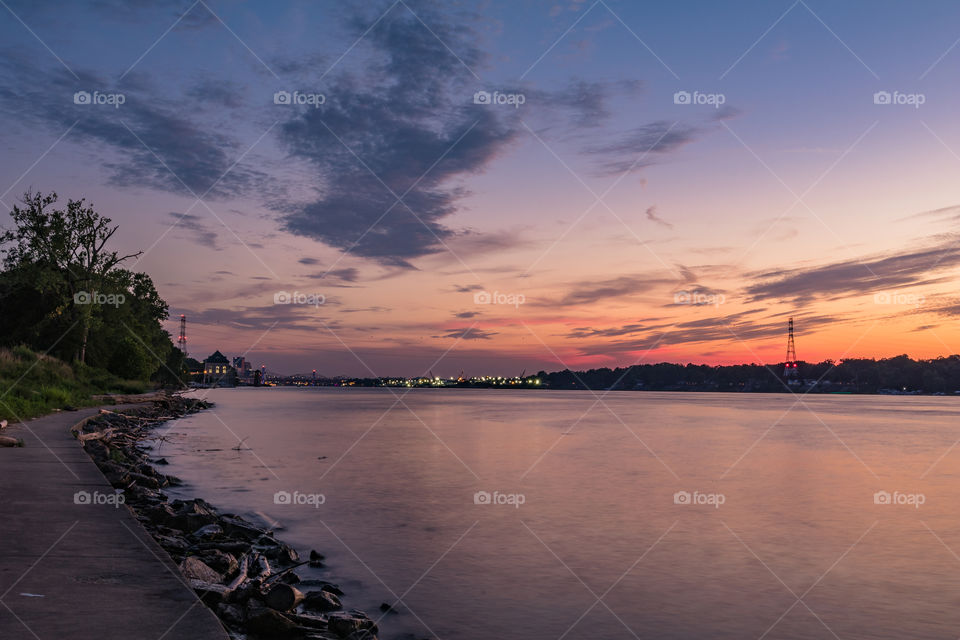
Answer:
0, 402, 227, 640
73, 395, 381, 640
0, 347, 147, 422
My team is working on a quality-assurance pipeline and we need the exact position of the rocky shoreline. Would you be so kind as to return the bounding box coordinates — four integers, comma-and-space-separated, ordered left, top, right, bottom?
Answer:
74, 395, 381, 640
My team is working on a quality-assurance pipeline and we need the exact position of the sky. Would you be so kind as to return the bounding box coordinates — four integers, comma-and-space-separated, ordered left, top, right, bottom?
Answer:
2, 0, 960, 376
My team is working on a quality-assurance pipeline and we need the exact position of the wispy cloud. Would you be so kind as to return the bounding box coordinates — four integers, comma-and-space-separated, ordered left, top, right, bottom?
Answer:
745, 236, 960, 305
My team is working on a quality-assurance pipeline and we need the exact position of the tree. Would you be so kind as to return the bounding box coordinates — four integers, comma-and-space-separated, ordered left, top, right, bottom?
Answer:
0, 191, 141, 363
0, 191, 175, 382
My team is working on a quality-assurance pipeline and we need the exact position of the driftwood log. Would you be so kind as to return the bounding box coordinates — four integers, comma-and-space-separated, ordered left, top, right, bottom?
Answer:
264, 583, 304, 612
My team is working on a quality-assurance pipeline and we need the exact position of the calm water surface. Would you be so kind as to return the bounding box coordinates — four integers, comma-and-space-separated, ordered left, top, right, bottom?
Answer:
154, 389, 960, 640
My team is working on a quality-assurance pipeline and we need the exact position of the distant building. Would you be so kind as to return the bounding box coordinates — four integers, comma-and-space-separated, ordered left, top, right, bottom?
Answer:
233, 356, 253, 384
203, 351, 233, 386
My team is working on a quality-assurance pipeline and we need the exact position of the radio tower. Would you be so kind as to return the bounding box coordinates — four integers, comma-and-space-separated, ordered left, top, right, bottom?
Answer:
784, 317, 797, 378
177, 314, 188, 357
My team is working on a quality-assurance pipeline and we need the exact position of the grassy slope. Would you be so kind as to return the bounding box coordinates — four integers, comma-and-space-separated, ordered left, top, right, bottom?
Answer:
0, 346, 148, 421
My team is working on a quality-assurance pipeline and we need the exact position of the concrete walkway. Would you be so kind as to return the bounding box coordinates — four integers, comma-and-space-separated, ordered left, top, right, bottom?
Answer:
0, 406, 229, 640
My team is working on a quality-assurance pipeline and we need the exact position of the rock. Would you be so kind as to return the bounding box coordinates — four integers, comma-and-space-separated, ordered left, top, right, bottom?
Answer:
155, 534, 190, 554
283, 612, 328, 630
191, 541, 251, 554
179, 556, 222, 583
247, 606, 305, 639
153, 457, 169, 465
302, 590, 341, 612
129, 471, 160, 489
378, 602, 399, 614
220, 515, 269, 541
327, 612, 377, 638
84, 440, 108, 460
264, 542, 299, 564
309, 550, 325, 562
124, 484, 161, 504
264, 583, 304, 612
281, 572, 301, 584
171, 499, 220, 530
296, 580, 343, 595
196, 549, 239, 577
144, 503, 177, 526
216, 602, 245, 628
192, 524, 223, 539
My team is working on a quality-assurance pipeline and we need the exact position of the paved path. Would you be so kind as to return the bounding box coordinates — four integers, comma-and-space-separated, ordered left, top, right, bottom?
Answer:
0, 406, 229, 640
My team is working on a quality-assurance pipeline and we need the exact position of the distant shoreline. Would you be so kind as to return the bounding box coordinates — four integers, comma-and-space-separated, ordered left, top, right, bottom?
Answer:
209, 384, 957, 397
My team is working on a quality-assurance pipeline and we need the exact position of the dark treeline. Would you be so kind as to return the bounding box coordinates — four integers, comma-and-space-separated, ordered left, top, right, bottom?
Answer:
536, 355, 960, 394
0, 191, 182, 384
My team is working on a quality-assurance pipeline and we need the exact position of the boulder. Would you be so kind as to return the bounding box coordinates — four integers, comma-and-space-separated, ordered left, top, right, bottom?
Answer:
179, 556, 222, 583
170, 499, 220, 530
215, 602, 245, 628
196, 548, 239, 577
327, 611, 377, 638
264, 542, 299, 564
302, 590, 341, 612
192, 524, 223, 539
246, 606, 305, 639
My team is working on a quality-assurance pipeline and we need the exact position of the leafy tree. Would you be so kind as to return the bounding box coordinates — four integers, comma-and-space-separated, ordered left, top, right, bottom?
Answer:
0, 191, 175, 382
0, 191, 142, 363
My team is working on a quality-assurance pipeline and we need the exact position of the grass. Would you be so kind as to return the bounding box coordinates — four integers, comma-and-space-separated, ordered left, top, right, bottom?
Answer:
0, 346, 149, 421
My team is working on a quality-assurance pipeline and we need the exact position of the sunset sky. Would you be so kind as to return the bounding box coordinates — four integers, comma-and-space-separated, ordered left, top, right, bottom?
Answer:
2, 0, 960, 376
